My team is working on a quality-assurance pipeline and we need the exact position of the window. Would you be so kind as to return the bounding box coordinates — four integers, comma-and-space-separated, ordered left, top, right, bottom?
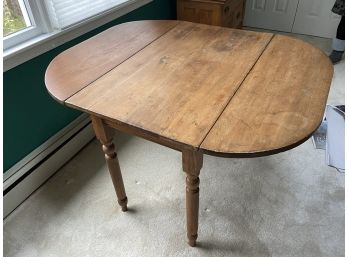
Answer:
3, 0, 31, 36
3, 0, 147, 50
3, 0, 48, 49
45, 0, 131, 29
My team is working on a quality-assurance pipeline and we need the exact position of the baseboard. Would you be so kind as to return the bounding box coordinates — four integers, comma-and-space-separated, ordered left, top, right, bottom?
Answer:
3, 114, 95, 218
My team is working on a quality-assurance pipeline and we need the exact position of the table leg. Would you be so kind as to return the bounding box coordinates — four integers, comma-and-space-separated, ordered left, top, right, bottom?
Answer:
91, 116, 128, 211
182, 149, 203, 247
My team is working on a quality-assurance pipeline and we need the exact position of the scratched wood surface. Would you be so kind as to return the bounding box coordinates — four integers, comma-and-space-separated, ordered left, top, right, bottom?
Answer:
45, 20, 179, 102
45, 20, 333, 156
201, 34, 333, 156
66, 21, 273, 148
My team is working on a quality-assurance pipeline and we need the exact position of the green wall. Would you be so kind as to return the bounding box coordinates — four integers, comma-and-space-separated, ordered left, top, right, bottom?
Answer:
4, 0, 176, 171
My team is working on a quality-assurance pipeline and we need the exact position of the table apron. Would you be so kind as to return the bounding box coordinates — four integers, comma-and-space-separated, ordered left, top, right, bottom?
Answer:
102, 117, 196, 153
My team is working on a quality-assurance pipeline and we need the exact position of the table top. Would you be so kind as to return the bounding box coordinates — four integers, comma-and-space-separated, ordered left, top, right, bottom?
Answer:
45, 20, 333, 157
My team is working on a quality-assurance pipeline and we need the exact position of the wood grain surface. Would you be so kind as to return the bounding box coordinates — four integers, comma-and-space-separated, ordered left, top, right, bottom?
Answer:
66, 21, 273, 148
45, 20, 179, 102
45, 20, 333, 157
201, 35, 333, 156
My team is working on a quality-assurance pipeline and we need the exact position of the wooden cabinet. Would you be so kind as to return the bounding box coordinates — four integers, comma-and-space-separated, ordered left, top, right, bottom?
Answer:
177, 0, 246, 29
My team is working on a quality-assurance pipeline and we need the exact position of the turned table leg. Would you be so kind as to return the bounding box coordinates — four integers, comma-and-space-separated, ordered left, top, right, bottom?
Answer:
182, 149, 203, 247
91, 116, 128, 211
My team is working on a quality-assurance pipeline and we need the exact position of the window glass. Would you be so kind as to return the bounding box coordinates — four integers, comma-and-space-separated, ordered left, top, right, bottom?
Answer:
3, 0, 31, 37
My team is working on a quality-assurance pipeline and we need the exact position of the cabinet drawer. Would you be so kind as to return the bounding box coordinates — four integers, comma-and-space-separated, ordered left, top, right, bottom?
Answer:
177, 0, 222, 26
177, 0, 245, 28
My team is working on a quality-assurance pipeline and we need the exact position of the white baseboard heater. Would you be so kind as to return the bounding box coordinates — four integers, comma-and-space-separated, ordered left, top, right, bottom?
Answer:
3, 114, 95, 218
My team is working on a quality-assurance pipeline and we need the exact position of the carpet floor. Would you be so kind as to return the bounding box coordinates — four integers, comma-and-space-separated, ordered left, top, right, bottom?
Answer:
4, 32, 345, 257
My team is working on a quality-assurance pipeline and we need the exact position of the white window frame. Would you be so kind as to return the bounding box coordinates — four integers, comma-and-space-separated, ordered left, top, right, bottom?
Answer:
3, 0, 153, 71
3, 0, 51, 49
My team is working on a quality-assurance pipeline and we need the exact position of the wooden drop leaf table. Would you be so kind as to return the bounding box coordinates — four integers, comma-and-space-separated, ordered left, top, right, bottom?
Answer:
45, 20, 333, 247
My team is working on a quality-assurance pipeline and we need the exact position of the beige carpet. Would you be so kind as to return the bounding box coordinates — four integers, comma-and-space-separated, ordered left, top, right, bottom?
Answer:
4, 34, 344, 257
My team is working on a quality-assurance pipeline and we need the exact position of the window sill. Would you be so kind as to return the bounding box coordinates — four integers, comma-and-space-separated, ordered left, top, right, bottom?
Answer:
3, 0, 153, 72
